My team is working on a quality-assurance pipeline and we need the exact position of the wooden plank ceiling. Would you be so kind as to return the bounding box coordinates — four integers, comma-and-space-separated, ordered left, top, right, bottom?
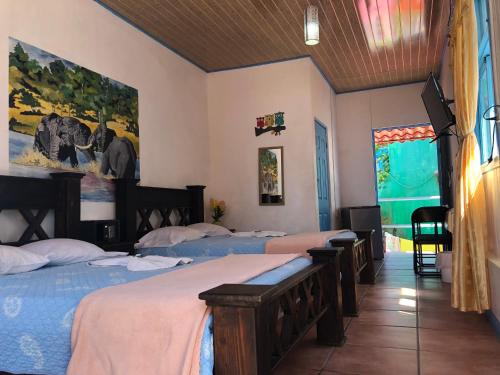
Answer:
99, 0, 451, 93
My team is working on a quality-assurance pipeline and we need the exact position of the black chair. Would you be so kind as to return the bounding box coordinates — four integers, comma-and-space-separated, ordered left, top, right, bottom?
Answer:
411, 206, 452, 277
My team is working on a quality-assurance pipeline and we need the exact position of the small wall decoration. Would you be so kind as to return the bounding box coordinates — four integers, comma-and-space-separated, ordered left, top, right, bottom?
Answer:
255, 111, 286, 136
8, 38, 139, 202
258, 146, 284, 205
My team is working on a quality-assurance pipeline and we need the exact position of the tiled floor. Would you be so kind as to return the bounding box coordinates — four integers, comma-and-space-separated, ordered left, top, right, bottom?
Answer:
274, 252, 500, 375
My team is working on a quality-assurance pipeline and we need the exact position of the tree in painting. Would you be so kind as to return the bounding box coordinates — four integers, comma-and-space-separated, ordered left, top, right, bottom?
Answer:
259, 149, 279, 195
8, 38, 139, 202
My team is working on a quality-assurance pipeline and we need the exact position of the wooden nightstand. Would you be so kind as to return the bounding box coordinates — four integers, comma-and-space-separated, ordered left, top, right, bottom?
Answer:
80, 220, 135, 254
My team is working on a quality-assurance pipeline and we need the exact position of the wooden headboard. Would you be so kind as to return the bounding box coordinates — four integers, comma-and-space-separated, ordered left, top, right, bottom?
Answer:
0, 173, 83, 246
114, 179, 206, 242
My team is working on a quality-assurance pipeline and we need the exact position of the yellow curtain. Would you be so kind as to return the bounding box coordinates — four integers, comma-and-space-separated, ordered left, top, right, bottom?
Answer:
450, 0, 490, 313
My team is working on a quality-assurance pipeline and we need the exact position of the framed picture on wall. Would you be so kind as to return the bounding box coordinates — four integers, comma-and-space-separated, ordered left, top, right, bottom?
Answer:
258, 146, 284, 205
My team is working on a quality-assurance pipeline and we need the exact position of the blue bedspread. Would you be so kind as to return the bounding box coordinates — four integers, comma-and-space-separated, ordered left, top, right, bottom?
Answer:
139, 232, 358, 258
140, 235, 269, 257
0, 256, 311, 375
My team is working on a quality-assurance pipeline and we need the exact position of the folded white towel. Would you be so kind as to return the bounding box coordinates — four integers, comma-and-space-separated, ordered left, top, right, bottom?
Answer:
230, 231, 287, 238
88, 255, 193, 271
88, 256, 130, 267
128, 256, 193, 271
256, 231, 287, 237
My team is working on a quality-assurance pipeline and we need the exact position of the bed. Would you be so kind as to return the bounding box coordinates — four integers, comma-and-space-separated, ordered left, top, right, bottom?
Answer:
0, 175, 345, 375
116, 179, 376, 317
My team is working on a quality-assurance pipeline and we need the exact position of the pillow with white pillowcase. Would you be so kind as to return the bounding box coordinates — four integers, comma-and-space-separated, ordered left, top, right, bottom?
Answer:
22, 239, 127, 266
187, 223, 231, 237
135, 226, 206, 249
0, 245, 49, 275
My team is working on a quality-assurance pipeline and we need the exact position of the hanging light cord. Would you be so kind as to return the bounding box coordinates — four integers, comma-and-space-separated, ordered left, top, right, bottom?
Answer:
482, 104, 500, 164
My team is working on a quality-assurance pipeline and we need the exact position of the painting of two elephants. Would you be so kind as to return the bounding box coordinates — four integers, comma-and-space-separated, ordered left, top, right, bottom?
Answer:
8, 37, 139, 202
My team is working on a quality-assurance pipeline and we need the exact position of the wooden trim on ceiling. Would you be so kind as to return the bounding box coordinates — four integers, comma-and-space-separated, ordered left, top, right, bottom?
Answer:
95, 0, 450, 94
336, 78, 427, 95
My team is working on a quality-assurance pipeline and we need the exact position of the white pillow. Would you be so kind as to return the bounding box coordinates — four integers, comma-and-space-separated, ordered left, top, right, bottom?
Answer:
188, 223, 231, 237
136, 226, 205, 249
0, 245, 49, 275
21, 239, 123, 266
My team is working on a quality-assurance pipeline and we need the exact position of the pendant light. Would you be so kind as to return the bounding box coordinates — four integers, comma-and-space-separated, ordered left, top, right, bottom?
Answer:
304, 5, 319, 46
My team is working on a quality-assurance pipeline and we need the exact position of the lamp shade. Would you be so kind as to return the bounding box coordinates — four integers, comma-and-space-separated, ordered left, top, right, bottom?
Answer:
304, 5, 319, 46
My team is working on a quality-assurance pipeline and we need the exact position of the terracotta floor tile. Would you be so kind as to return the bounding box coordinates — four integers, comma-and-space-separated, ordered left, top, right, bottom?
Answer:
382, 264, 414, 267
419, 310, 492, 332
358, 309, 417, 327
381, 263, 414, 268
420, 350, 500, 375
375, 281, 417, 288
361, 295, 416, 312
419, 328, 500, 355
417, 297, 453, 312
273, 364, 320, 375
384, 254, 413, 266
417, 278, 447, 290
365, 287, 417, 299
378, 269, 416, 276
274, 253, 498, 375
375, 278, 416, 289
377, 275, 417, 282
276, 329, 334, 371
417, 288, 451, 302
346, 320, 417, 350
374, 281, 416, 290
380, 265, 414, 269
324, 344, 417, 374
381, 266, 414, 271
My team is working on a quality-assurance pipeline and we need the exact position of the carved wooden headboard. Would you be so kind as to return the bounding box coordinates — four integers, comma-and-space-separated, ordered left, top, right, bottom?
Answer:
0, 173, 83, 246
114, 179, 206, 242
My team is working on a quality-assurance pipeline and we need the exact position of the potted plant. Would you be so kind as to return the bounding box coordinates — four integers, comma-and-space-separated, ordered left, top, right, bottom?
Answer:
210, 199, 226, 225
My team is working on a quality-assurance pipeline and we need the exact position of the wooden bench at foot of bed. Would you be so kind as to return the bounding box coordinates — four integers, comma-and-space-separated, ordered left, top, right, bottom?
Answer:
200, 248, 345, 375
331, 230, 376, 317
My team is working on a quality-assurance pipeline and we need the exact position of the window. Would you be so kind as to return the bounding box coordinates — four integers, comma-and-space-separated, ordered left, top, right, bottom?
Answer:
475, 0, 498, 163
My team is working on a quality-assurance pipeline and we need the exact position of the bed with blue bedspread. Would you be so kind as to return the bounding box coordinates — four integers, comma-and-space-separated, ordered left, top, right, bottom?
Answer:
139, 232, 357, 257
0, 256, 311, 375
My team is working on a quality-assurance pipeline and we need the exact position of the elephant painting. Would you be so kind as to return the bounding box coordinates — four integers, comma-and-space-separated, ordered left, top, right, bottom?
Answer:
75, 123, 137, 179
33, 113, 137, 179
100, 137, 137, 179
34, 113, 95, 167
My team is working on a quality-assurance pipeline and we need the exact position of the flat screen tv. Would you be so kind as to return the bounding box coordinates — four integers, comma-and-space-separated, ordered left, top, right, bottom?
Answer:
421, 73, 455, 137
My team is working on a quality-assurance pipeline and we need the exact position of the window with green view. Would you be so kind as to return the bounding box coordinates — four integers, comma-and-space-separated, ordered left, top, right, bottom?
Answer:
475, 0, 498, 163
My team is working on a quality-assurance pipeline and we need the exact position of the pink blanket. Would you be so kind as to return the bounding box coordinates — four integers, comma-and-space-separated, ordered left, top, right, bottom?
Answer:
67, 254, 299, 375
265, 230, 347, 257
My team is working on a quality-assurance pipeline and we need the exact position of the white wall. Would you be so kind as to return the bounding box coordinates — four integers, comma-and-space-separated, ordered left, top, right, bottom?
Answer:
335, 83, 430, 207
310, 63, 341, 227
207, 58, 337, 233
0, 0, 209, 239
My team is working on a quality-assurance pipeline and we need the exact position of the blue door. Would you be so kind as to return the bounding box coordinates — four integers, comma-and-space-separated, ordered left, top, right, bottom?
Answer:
315, 121, 331, 231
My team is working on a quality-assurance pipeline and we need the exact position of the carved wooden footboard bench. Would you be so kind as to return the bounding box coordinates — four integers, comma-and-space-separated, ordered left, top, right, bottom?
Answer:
113, 179, 350, 374
200, 247, 345, 375
331, 230, 376, 316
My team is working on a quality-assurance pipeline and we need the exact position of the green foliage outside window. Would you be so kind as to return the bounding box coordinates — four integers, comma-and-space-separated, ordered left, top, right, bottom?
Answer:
375, 144, 390, 187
